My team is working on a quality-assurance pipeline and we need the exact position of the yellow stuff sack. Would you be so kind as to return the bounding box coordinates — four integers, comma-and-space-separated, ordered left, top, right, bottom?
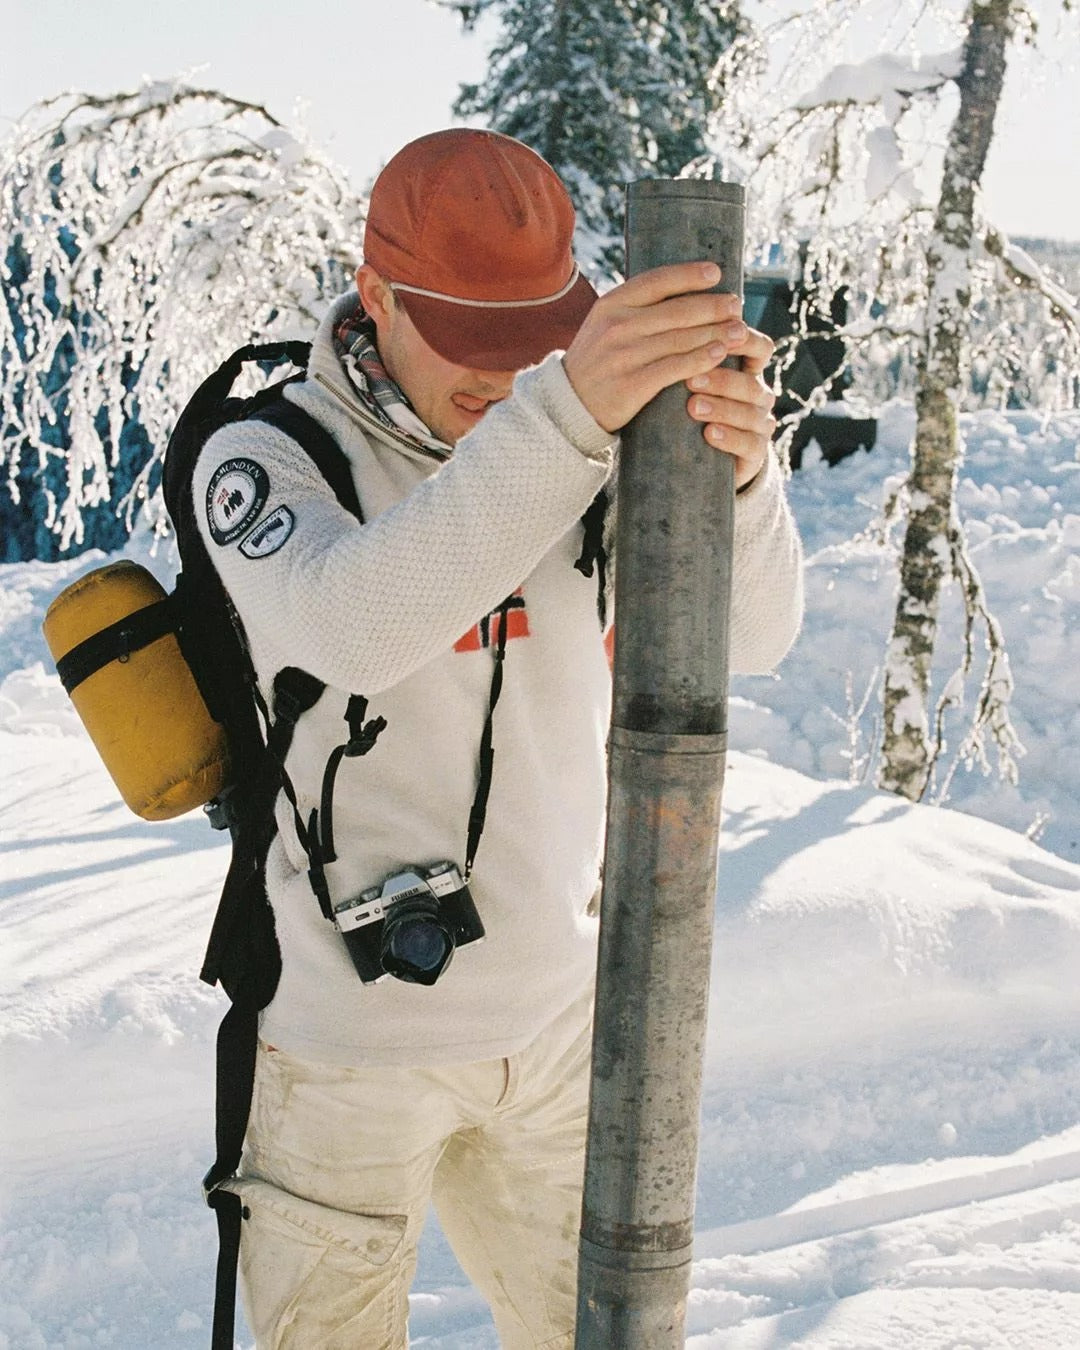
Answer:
42, 559, 229, 820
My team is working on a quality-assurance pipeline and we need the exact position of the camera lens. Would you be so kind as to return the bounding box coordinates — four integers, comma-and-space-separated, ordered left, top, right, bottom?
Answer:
390, 921, 449, 971
381, 896, 455, 985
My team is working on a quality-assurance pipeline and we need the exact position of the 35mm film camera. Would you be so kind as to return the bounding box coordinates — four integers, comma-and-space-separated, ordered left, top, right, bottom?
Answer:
333, 862, 485, 986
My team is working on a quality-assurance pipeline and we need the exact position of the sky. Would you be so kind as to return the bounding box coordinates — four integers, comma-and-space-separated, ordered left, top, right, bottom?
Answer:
1, 0, 1078, 242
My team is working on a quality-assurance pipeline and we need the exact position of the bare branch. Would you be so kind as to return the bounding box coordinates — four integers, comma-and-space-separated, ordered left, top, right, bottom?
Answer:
933, 517, 1025, 802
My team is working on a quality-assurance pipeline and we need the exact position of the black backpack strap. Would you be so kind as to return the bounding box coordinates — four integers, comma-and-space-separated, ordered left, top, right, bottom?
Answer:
199, 667, 326, 993
197, 383, 365, 989
250, 397, 363, 520
203, 1001, 259, 1350
163, 342, 312, 528
199, 666, 326, 1350
574, 488, 609, 630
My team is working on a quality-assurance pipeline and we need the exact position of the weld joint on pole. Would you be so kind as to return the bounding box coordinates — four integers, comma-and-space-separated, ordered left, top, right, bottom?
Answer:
578, 1233, 696, 1273
609, 727, 728, 756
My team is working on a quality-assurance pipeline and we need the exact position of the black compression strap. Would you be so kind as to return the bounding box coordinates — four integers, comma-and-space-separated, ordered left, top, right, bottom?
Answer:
268, 668, 327, 856
317, 697, 387, 865
55, 598, 176, 694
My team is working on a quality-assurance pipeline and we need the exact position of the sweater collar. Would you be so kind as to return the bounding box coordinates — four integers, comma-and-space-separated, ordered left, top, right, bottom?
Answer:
322, 294, 451, 459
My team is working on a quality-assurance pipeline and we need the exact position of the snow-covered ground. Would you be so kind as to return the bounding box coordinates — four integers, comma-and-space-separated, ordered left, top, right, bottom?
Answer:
2, 404, 1079, 1347
735, 402, 1080, 860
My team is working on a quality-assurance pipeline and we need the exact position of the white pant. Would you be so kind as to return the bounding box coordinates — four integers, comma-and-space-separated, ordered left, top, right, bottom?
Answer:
227, 989, 594, 1348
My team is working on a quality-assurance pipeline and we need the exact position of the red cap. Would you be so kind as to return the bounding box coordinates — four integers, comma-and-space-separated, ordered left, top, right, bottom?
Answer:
363, 129, 597, 372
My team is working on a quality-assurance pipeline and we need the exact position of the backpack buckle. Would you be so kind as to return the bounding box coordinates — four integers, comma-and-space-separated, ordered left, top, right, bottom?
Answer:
202, 1163, 236, 1207
203, 789, 239, 832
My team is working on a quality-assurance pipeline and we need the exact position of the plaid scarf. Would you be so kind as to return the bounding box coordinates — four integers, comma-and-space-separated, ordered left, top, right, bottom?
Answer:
334, 304, 450, 457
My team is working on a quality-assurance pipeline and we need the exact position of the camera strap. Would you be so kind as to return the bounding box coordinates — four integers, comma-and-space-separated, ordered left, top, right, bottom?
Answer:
303, 592, 513, 910
465, 595, 511, 879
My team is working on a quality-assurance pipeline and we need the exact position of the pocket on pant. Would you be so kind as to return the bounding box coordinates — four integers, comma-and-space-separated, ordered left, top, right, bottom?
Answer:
223, 1178, 409, 1348
225, 1177, 407, 1265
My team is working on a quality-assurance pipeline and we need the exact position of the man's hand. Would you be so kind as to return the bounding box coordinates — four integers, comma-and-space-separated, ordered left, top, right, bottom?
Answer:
686, 324, 776, 489
561, 261, 777, 490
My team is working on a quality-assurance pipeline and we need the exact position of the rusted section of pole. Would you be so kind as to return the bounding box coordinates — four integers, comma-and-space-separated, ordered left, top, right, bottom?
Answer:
576, 180, 745, 1348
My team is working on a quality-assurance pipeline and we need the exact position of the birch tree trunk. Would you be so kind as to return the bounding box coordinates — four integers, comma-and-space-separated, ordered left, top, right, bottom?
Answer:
877, 0, 1016, 800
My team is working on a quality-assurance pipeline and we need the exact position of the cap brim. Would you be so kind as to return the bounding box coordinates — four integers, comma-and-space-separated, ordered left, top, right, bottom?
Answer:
394, 271, 598, 372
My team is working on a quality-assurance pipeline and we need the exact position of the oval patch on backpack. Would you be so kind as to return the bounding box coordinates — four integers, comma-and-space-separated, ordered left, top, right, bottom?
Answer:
239, 506, 295, 559
206, 458, 270, 545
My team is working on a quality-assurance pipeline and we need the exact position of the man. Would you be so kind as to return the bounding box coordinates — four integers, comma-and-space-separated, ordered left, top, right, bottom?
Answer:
194, 128, 802, 1348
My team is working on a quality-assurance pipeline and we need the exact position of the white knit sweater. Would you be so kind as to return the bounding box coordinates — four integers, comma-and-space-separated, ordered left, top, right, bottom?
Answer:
193, 292, 803, 1067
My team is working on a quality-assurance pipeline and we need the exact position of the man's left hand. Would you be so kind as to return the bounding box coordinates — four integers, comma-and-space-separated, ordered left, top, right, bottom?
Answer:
685, 322, 776, 490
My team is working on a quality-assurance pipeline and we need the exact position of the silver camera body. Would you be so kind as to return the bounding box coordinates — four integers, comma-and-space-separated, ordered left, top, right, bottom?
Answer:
333, 861, 485, 986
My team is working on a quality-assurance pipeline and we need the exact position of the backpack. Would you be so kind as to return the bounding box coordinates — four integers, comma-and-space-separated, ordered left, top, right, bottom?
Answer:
161, 343, 377, 1349
44, 338, 610, 1348
41, 340, 370, 1347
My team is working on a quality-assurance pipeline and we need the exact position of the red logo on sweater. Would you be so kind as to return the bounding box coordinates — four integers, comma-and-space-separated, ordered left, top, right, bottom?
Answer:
455, 591, 530, 652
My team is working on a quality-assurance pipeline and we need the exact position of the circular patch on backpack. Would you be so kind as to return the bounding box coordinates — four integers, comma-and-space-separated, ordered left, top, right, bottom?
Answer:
206, 458, 270, 545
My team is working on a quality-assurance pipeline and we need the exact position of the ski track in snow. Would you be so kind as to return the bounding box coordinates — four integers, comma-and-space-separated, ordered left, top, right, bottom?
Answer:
3, 407, 1080, 1347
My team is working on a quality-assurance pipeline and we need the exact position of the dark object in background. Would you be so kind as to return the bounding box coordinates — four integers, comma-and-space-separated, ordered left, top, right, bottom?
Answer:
744, 267, 878, 470
789, 412, 879, 469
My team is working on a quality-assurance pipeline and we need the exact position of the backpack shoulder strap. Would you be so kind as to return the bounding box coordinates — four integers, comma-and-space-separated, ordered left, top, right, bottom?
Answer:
250, 397, 363, 521
163, 341, 313, 529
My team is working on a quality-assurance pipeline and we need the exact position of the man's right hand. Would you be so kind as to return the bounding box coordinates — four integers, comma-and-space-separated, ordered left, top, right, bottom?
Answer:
561, 262, 747, 434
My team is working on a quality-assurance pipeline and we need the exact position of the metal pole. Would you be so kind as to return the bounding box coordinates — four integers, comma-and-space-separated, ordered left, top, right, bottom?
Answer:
575, 179, 745, 1347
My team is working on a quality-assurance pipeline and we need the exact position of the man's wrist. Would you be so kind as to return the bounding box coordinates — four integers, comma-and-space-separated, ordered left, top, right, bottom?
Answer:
516, 355, 616, 464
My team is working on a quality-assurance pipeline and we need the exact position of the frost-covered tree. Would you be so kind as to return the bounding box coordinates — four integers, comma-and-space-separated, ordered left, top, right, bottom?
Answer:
435, 0, 749, 274
705, 0, 1080, 803
879, 1, 1022, 801
1, 82, 364, 560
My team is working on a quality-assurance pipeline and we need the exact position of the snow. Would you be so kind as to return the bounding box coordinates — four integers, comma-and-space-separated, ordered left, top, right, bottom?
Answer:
863, 126, 919, 206
3, 406, 1080, 1346
735, 403, 1080, 855
794, 50, 963, 124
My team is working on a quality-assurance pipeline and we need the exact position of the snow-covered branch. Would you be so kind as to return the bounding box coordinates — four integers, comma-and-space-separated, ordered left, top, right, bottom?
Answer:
1, 81, 365, 558
985, 229, 1080, 333
794, 49, 962, 116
